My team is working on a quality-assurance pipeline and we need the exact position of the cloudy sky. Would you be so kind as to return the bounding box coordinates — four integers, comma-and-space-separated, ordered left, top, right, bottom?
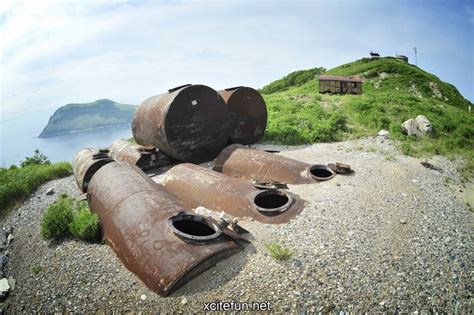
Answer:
1, 0, 472, 119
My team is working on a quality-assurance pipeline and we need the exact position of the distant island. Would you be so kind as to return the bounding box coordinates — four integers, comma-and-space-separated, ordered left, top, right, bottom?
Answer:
39, 99, 137, 138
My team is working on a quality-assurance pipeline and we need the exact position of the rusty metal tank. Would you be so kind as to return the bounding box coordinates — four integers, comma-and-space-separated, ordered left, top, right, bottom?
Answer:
132, 84, 231, 163
213, 144, 335, 184
108, 139, 171, 170
160, 163, 306, 224
87, 161, 241, 296
72, 148, 114, 192
218, 86, 267, 145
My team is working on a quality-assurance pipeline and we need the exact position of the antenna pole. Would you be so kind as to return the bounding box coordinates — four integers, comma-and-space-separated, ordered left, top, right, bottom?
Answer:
414, 47, 418, 66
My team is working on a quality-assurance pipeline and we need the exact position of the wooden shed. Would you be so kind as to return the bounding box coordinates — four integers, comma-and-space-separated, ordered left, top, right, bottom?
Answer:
319, 75, 363, 95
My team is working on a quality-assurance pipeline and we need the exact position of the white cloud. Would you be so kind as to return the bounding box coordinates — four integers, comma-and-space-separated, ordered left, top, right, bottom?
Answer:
1, 0, 472, 119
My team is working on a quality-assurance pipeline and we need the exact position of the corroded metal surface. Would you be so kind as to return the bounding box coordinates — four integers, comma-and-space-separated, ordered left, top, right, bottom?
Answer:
132, 84, 231, 163
218, 86, 267, 145
87, 161, 241, 296
72, 148, 114, 192
108, 139, 171, 170
160, 163, 306, 224
213, 144, 335, 184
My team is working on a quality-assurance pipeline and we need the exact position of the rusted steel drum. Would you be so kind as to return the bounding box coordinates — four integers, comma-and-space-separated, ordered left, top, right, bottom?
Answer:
132, 84, 231, 163
218, 86, 267, 145
87, 161, 241, 296
214, 144, 336, 184
108, 139, 171, 170
72, 148, 114, 192
160, 163, 306, 224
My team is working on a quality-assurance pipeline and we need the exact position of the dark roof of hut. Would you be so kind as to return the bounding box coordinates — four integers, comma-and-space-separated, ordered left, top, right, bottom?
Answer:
319, 75, 363, 83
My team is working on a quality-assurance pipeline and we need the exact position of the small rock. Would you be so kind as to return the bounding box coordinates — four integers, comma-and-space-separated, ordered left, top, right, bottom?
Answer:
181, 297, 188, 305
7, 277, 15, 291
293, 290, 301, 296
7, 234, 13, 245
0, 255, 8, 268
379, 301, 385, 306
400, 220, 407, 224
46, 187, 55, 195
140, 294, 147, 301
378, 129, 390, 137
0, 278, 10, 297
415, 115, 433, 135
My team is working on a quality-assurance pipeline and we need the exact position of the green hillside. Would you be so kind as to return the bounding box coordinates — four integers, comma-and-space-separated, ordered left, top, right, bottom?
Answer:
260, 57, 473, 177
39, 99, 136, 138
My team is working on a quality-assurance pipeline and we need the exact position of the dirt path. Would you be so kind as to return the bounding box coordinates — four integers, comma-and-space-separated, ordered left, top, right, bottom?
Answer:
3, 137, 472, 313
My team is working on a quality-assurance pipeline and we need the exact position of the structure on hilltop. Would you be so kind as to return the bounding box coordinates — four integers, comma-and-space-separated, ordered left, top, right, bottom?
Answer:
318, 75, 363, 95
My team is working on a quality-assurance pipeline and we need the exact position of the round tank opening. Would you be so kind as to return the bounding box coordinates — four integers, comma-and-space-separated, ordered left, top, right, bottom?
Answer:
169, 214, 221, 242
309, 165, 335, 181
253, 190, 292, 215
173, 219, 216, 236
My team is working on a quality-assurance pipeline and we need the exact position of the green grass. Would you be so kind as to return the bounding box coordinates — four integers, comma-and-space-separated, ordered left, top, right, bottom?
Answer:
32, 265, 43, 274
265, 242, 292, 261
261, 57, 473, 179
0, 153, 72, 212
41, 195, 101, 242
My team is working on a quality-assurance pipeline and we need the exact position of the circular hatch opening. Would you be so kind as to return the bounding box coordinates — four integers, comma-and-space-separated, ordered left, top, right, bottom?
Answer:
309, 164, 335, 181
253, 190, 293, 215
169, 213, 221, 242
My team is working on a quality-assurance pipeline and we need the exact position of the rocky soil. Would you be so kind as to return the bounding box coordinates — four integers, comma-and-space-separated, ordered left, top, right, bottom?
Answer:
2, 137, 472, 313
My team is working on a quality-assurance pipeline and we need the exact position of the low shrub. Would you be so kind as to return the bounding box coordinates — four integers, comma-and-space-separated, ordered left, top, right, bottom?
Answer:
40, 195, 74, 240
69, 201, 100, 242
40, 195, 101, 243
265, 242, 292, 261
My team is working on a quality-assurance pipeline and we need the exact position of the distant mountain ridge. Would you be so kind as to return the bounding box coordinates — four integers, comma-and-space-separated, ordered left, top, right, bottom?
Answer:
39, 99, 136, 138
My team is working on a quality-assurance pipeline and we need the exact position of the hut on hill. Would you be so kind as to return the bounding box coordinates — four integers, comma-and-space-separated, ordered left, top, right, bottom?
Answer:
396, 54, 409, 63
319, 75, 363, 95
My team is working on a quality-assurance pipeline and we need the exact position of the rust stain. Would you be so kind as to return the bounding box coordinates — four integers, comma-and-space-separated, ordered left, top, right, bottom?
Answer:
87, 161, 241, 296
213, 144, 335, 184
160, 163, 306, 224
72, 148, 114, 192
108, 139, 172, 170
132, 84, 231, 163
218, 86, 267, 145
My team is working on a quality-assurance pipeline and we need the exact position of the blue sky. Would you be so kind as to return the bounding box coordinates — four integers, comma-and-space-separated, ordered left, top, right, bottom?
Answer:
0, 0, 472, 119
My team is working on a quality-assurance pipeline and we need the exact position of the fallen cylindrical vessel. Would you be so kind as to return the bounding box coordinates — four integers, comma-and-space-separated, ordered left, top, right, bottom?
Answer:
218, 86, 267, 145
72, 148, 114, 192
132, 84, 231, 163
160, 163, 306, 224
108, 139, 172, 170
213, 144, 335, 184
87, 161, 241, 296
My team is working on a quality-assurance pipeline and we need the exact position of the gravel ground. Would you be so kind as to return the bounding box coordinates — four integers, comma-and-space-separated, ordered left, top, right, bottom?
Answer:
2, 137, 472, 313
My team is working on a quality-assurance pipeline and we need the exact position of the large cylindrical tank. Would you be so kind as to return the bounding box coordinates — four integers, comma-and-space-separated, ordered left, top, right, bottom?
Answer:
87, 161, 241, 296
132, 84, 231, 163
214, 144, 336, 184
72, 148, 114, 192
160, 163, 306, 224
108, 139, 172, 170
218, 86, 267, 144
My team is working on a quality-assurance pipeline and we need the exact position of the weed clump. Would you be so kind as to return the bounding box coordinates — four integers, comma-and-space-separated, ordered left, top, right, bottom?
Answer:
40, 195, 100, 243
265, 242, 292, 261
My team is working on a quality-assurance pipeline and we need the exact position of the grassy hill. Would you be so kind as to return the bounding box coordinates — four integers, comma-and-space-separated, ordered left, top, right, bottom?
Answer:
260, 57, 473, 177
39, 99, 136, 138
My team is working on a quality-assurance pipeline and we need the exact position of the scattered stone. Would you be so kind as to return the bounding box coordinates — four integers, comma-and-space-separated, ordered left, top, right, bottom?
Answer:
0, 278, 10, 297
400, 219, 407, 224
6, 234, 13, 245
46, 188, 55, 195
420, 162, 443, 172
181, 297, 188, 305
140, 294, 147, 301
378, 129, 390, 138
8, 277, 15, 291
402, 115, 433, 137
0, 255, 8, 268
